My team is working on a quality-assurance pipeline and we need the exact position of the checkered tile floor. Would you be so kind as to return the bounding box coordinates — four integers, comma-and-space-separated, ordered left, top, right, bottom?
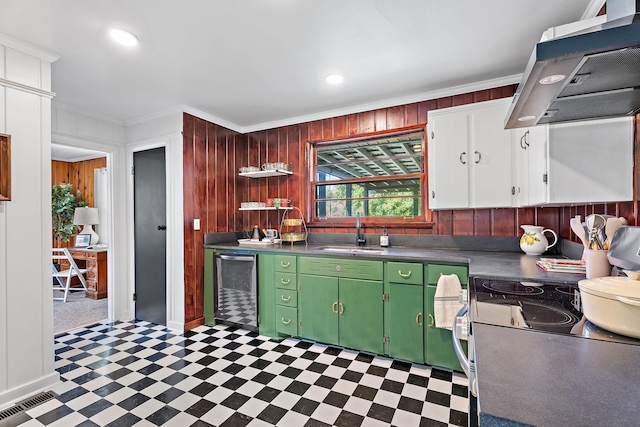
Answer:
218, 288, 257, 328
13, 321, 468, 426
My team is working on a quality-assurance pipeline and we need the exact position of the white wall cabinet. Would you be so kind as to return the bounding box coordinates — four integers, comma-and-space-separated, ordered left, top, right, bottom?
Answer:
427, 98, 514, 210
514, 117, 633, 206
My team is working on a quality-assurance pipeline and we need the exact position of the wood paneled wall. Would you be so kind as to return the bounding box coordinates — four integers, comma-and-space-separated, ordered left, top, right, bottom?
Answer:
182, 86, 639, 329
52, 158, 107, 208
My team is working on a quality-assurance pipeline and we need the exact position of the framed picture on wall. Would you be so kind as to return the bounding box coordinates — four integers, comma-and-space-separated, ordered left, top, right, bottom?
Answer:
0, 134, 10, 201
74, 234, 91, 248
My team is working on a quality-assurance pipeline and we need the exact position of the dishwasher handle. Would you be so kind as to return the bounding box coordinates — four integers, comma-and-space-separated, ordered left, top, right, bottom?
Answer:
218, 254, 256, 262
452, 305, 470, 378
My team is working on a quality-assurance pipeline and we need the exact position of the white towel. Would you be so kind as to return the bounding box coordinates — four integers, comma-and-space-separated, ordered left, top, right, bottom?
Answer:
434, 274, 464, 330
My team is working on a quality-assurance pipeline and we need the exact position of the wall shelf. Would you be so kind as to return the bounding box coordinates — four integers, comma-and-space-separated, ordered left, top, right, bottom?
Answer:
239, 169, 293, 178
239, 206, 293, 211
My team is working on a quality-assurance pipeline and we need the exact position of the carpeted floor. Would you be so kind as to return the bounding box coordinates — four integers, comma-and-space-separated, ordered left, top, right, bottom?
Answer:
53, 290, 108, 335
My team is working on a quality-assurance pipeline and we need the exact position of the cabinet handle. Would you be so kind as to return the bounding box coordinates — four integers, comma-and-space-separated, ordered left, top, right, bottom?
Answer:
398, 270, 412, 278
332, 301, 339, 314
428, 313, 435, 327
281, 318, 291, 325
416, 312, 423, 327
474, 150, 481, 163
281, 295, 291, 302
280, 278, 291, 284
523, 130, 530, 148
520, 133, 527, 150
459, 151, 466, 164
339, 302, 344, 315
280, 261, 290, 268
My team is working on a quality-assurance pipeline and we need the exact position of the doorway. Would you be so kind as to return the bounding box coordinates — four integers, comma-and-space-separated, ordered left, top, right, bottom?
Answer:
133, 147, 167, 325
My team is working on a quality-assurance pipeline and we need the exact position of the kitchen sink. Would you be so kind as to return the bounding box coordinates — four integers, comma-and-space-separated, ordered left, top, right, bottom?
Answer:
319, 246, 384, 254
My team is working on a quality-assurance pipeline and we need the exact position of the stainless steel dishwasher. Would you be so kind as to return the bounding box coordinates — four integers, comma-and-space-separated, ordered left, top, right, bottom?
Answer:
215, 252, 257, 330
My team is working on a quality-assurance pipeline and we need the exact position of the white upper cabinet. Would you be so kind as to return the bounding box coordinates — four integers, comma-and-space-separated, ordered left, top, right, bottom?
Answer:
427, 98, 514, 210
515, 117, 633, 206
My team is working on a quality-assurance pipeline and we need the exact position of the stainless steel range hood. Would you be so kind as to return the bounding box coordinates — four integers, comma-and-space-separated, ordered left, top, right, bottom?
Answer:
505, 0, 640, 129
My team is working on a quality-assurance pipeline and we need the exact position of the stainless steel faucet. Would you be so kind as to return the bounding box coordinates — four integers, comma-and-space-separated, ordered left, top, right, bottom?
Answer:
355, 212, 366, 246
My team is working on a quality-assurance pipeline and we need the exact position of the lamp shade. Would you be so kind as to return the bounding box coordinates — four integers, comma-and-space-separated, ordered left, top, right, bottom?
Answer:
73, 207, 99, 225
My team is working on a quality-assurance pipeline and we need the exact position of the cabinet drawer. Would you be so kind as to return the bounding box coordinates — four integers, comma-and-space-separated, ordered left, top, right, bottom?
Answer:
386, 261, 423, 285
426, 264, 468, 286
299, 256, 383, 281
276, 289, 297, 308
275, 255, 297, 273
276, 306, 298, 336
275, 272, 296, 290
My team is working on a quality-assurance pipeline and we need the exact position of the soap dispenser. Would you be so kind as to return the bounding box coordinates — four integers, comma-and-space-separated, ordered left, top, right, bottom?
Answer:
380, 227, 389, 247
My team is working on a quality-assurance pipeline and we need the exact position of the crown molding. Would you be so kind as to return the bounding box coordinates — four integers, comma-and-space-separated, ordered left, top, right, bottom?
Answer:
0, 33, 60, 63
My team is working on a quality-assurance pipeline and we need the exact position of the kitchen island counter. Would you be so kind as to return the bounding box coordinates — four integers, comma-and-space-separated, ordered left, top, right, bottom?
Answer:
473, 322, 640, 427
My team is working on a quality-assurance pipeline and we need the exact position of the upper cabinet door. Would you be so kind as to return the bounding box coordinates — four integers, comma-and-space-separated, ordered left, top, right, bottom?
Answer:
546, 117, 633, 204
427, 98, 514, 210
427, 108, 470, 209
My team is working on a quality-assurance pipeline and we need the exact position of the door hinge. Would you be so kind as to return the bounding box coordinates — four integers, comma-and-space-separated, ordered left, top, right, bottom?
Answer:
382, 293, 389, 301
383, 336, 390, 344
131, 166, 135, 175
298, 320, 302, 328
543, 173, 548, 184
132, 293, 137, 301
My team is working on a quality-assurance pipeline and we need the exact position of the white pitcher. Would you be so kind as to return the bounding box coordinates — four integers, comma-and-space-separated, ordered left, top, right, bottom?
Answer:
519, 225, 557, 255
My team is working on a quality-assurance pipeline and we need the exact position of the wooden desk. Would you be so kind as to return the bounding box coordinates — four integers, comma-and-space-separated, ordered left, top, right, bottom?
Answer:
59, 247, 108, 299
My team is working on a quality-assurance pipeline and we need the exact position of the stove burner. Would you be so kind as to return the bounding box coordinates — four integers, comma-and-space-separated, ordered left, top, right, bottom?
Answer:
482, 281, 544, 296
499, 300, 580, 327
554, 286, 576, 296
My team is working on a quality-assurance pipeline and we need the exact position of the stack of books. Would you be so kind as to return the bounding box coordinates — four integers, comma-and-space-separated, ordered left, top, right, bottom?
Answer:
536, 258, 586, 274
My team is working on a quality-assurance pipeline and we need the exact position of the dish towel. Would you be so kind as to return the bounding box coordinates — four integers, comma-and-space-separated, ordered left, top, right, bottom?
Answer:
434, 273, 464, 330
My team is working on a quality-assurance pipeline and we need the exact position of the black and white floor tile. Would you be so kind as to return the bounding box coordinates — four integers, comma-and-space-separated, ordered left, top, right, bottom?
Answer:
12, 321, 468, 426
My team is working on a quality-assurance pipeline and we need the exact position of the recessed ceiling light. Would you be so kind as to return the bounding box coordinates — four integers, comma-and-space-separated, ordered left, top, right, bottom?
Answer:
517, 115, 537, 122
109, 28, 139, 47
325, 74, 345, 84
539, 74, 565, 85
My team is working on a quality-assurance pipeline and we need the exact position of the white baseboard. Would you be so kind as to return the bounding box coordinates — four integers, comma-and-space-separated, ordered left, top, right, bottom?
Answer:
0, 372, 60, 411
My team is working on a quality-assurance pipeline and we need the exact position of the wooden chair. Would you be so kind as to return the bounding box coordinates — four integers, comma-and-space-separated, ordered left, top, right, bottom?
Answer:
52, 248, 88, 302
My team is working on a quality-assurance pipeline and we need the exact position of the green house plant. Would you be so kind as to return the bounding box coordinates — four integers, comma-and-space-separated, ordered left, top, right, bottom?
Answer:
52, 183, 87, 247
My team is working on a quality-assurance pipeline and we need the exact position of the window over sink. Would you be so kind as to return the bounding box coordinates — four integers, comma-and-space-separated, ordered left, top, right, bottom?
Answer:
309, 126, 428, 225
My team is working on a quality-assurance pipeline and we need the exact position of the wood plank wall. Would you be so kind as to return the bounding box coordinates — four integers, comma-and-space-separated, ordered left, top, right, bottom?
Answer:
52, 158, 107, 208
182, 86, 639, 329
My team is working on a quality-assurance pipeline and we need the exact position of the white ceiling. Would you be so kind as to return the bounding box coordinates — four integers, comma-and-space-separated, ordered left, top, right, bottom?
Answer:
0, 0, 600, 134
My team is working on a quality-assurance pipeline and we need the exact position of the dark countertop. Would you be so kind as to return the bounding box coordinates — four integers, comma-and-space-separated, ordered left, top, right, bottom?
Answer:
204, 232, 586, 285
474, 323, 640, 427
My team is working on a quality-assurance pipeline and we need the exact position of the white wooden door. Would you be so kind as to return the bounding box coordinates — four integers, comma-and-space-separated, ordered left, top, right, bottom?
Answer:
427, 110, 470, 209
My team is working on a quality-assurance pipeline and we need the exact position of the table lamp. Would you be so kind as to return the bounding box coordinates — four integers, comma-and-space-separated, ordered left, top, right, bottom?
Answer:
73, 207, 100, 245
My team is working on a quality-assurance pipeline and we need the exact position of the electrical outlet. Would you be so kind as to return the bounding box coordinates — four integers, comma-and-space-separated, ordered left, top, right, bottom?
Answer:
194, 219, 200, 230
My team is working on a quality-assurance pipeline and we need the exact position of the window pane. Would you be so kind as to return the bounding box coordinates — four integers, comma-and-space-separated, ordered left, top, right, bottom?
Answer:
316, 132, 423, 181
315, 179, 422, 218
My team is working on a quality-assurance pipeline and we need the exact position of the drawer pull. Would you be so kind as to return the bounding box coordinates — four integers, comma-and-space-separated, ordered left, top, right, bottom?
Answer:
281, 295, 291, 302
332, 301, 339, 314
339, 302, 344, 315
280, 278, 291, 284
281, 318, 292, 325
280, 261, 291, 268
428, 313, 435, 327
398, 270, 412, 278
416, 312, 423, 327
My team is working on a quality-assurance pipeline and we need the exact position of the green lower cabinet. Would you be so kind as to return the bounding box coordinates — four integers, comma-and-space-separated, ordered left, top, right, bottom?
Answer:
276, 306, 298, 336
298, 274, 340, 345
257, 254, 277, 338
388, 282, 424, 363
338, 278, 384, 355
299, 274, 383, 354
424, 263, 468, 372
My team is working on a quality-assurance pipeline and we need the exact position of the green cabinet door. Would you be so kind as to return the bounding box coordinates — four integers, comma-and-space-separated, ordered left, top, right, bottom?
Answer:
257, 254, 277, 338
425, 284, 467, 371
388, 283, 424, 363
339, 278, 384, 355
299, 274, 339, 345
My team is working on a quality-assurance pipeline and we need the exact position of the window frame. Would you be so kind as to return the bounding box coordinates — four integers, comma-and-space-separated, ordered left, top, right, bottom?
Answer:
306, 125, 433, 228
